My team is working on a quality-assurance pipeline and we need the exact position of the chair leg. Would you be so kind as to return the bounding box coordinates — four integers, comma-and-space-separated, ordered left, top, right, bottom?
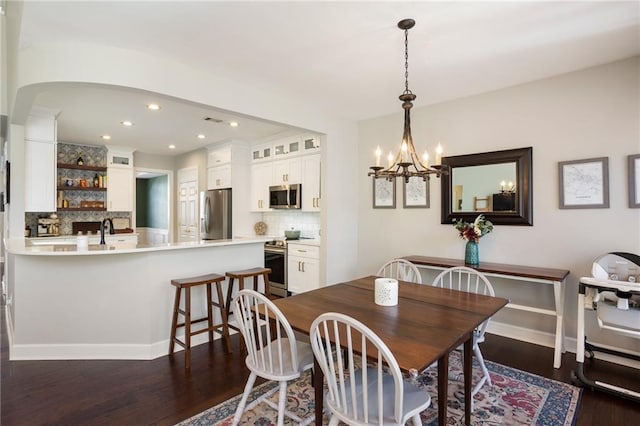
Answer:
233, 372, 257, 426
184, 287, 192, 370
411, 414, 422, 426
473, 343, 492, 386
276, 381, 288, 426
206, 283, 214, 343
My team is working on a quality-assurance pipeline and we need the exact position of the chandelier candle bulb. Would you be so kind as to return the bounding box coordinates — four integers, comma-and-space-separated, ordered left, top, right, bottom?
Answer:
375, 146, 382, 167
435, 144, 443, 165
423, 151, 429, 166
388, 152, 394, 168
501, 180, 506, 191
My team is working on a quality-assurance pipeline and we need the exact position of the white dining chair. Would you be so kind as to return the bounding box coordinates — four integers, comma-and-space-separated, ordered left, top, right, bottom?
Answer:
432, 266, 495, 409
232, 289, 314, 426
377, 259, 422, 284
310, 312, 431, 426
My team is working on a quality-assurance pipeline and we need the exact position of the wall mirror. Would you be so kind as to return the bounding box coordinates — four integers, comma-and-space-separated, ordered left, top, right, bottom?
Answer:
441, 147, 533, 225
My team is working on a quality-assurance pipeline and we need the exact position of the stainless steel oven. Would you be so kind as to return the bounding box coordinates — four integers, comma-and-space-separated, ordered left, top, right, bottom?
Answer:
264, 240, 288, 297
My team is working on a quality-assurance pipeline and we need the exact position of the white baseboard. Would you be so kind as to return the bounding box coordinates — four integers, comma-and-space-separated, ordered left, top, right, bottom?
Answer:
488, 320, 640, 369
8, 322, 240, 361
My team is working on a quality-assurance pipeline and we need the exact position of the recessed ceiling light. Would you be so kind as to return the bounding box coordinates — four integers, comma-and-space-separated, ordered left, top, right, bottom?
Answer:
229, 121, 239, 127
168, 144, 176, 149
197, 134, 206, 139
121, 120, 134, 127
101, 134, 111, 140
147, 103, 161, 111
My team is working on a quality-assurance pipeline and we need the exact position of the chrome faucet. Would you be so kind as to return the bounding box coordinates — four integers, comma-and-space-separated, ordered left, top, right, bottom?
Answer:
99, 218, 115, 245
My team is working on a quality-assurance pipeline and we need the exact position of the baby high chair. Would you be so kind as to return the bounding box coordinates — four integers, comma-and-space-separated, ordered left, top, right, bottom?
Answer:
574, 252, 640, 402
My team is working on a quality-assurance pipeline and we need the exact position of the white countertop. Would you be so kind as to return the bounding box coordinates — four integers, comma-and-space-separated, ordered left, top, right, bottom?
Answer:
286, 238, 321, 247
7, 236, 272, 256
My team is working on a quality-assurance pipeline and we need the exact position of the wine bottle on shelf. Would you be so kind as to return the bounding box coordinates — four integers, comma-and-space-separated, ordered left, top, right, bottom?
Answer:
93, 173, 99, 187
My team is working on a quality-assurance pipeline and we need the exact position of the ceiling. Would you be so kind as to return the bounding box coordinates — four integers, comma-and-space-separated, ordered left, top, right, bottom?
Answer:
16, 1, 640, 156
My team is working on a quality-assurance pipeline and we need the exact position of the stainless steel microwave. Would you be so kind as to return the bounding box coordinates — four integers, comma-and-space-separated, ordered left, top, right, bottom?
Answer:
269, 184, 301, 209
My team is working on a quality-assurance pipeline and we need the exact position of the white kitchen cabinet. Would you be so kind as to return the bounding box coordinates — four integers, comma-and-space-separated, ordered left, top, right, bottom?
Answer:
287, 243, 320, 294
251, 143, 272, 162
106, 146, 134, 168
273, 136, 301, 158
207, 164, 232, 189
301, 134, 321, 153
250, 162, 272, 211
25, 139, 57, 212
302, 154, 321, 212
24, 114, 56, 142
207, 144, 233, 167
272, 157, 302, 185
107, 167, 134, 211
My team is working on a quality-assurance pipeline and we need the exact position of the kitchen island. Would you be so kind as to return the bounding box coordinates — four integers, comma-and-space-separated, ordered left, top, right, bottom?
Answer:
5, 237, 269, 360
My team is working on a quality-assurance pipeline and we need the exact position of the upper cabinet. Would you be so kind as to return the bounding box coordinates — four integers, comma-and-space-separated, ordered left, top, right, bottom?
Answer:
272, 157, 302, 185
106, 146, 134, 168
273, 136, 301, 159
301, 134, 321, 154
206, 143, 248, 190
302, 154, 321, 212
24, 110, 57, 212
106, 146, 135, 211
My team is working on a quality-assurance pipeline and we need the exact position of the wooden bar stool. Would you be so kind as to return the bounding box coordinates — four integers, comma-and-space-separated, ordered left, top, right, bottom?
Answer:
169, 272, 232, 369
225, 267, 272, 332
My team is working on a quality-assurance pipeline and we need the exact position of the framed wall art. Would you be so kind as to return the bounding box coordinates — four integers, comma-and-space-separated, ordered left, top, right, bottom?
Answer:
373, 177, 396, 208
629, 154, 640, 208
403, 176, 429, 208
558, 157, 609, 209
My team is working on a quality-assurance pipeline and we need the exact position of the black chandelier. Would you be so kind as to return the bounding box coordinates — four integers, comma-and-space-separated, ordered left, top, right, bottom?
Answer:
369, 19, 447, 183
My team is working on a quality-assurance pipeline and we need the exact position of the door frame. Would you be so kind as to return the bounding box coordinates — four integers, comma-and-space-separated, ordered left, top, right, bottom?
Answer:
134, 167, 174, 243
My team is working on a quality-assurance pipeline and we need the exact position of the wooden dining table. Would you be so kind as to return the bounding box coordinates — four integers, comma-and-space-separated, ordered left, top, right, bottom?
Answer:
272, 275, 508, 426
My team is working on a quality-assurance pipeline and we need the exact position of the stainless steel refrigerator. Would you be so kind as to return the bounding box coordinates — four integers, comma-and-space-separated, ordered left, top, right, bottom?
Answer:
199, 189, 232, 240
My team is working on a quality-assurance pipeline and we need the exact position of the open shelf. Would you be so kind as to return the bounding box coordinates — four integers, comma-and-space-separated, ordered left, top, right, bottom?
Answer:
57, 207, 107, 212
57, 186, 106, 191
58, 163, 107, 172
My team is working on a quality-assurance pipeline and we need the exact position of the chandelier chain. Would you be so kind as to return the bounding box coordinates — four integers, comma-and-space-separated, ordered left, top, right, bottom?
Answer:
404, 28, 410, 94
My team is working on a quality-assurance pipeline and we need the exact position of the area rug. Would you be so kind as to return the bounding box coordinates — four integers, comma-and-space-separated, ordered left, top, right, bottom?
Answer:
177, 352, 581, 425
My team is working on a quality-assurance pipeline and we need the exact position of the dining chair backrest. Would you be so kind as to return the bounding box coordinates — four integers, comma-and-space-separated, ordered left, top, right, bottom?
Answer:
432, 266, 495, 297
233, 289, 300, 380
377, 259, 422, 284
310, 312, 406, 425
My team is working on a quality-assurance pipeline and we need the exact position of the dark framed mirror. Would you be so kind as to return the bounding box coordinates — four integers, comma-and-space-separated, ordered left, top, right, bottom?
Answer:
441, 147, 533, 225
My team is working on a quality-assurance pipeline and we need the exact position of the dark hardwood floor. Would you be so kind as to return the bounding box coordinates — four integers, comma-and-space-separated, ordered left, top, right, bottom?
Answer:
2, 301, 639, 425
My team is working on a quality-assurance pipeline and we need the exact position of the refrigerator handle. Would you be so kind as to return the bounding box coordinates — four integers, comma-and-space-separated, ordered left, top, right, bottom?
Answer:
203, 197, 211, 234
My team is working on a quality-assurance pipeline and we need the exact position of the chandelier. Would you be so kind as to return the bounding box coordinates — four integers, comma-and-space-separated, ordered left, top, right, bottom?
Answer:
369, 19, 447, 183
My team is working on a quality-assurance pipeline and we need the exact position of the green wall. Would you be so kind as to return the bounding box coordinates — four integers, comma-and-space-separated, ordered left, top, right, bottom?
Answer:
135, 175, 168, 228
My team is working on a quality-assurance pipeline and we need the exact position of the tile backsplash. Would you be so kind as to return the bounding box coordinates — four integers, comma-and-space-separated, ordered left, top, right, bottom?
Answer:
258, 211, 320, 239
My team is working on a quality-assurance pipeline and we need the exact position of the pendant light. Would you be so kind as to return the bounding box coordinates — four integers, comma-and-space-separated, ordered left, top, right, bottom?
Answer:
369, 19, 447, 183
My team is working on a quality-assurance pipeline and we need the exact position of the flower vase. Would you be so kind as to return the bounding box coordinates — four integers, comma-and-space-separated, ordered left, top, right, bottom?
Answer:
465, 241, 479, 266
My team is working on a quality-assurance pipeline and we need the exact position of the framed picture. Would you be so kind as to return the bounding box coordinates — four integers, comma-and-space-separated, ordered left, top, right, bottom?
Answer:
629, 154, 640, 208
403, 176, 429, 208
373, 177, 395, 208
558, 157, 609, 209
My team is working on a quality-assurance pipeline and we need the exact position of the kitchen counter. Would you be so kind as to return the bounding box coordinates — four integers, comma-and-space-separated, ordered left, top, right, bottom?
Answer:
5, 237, 269, 360
286, 238, 321, 247
9, 236, 270, 256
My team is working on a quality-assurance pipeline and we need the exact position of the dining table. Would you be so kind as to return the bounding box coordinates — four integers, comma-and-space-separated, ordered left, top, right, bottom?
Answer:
272, 275, 508, 426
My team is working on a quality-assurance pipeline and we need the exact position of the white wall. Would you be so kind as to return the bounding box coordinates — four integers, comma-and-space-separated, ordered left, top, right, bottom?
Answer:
358, 57, 640, 352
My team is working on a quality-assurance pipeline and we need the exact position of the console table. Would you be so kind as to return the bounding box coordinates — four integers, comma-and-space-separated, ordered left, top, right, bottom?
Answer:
403, 255, 570, 368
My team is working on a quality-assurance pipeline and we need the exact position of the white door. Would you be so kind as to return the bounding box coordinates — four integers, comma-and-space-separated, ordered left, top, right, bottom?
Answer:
178, 167, 199, 242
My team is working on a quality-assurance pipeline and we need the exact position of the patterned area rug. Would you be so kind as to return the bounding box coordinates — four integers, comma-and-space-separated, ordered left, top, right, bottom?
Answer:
177, 352, 581, 425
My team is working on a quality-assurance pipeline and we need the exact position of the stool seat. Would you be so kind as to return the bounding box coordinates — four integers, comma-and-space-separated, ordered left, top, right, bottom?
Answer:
226, 267, 272, 280
169, 272, 232, 369
225, 267, 272, 333
171, 272, 225, 288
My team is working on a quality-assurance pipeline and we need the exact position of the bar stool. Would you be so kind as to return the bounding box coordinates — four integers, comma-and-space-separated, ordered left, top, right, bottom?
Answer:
169, 272, 232, 369
225, 267, 272, 332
